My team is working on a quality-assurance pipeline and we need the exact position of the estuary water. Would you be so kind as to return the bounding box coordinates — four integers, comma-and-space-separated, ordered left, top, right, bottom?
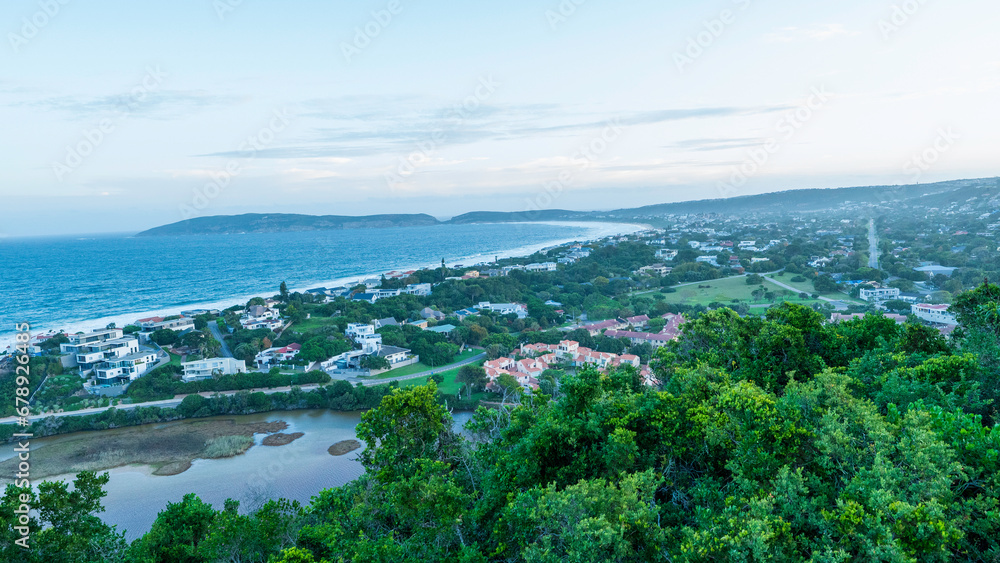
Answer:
6, 409, 474, 540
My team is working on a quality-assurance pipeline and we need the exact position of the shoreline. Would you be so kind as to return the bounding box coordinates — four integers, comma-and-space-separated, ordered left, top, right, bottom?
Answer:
1, 221, 646, 350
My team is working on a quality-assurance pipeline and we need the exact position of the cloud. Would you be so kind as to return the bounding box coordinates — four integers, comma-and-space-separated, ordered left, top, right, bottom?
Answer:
22, 90, 242, 119
198, 104, 791, 160
764, 24, 858, 43
662, 137, 766, 152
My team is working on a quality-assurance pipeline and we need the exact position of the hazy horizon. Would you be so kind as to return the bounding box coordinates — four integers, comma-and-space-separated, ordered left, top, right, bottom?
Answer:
3, 0, 999, 236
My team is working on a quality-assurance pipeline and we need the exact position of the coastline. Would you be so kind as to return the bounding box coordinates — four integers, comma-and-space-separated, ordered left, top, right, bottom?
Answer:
1, 221, 645, 350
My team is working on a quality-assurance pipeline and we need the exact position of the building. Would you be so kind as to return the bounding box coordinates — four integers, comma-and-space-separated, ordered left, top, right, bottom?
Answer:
374, 317, 399, 330
401, 283, 433, 296
625, 315, 650, 328
859, 287, 901, 302
376, 345, 413, 366
254, 343, 302, 369
911, 303, 958, 325
525, 262, 558, 272
655, 249, 678, 261
603, 330, 674, 349
181, 357, 247, 382
426, 324, 456, 334
345, 323, 375, 339
420, 307, 446, 321
581, 319, 626, 336
914, 264, 958, 277
93, 350, 159, 384
476, 302, 528, 318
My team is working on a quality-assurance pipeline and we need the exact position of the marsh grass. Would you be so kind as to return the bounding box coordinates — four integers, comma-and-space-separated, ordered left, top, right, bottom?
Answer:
202, 435, 254, 458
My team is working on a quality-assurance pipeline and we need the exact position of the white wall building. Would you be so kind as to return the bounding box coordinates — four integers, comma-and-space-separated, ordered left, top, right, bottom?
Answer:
911, 303, 958, 325
94, 350, 159, 384
476, 302, 528, 318
859, 287, 901, 302
181, 357, 247, 382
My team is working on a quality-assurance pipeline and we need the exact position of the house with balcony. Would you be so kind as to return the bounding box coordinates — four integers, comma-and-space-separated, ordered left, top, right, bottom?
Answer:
181, 357, 247, 382
911, 303, 958, 325
93, 350, 159, 384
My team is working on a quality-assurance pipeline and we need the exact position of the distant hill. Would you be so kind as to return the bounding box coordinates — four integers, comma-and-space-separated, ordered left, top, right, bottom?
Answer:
135, 213, 441, 236
136, 177, 1000, 236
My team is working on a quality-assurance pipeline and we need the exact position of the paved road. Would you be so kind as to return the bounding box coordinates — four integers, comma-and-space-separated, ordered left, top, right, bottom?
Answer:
868, 218, 880, 270
764, 277, 850, 311
342, 352, 487, 386
208, 321, 234, 358
0, 351, 488, 426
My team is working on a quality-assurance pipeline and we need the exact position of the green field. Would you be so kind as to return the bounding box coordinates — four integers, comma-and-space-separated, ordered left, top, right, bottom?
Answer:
763, 275, 864, 304
399, 364, 492, 402
289, 316, 340, 333
372, 348, 481, 380
658, 276, 816, 307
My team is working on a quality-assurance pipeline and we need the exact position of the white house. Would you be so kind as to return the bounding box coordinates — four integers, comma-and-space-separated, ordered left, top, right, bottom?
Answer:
93, 350, 159, 384
181, 357, 247, 382
525, 262, 558, 272
655, 249, 678, 261
401, 283, 433, 296
476, 302, 528, 318
254, 343, 302, 369
859, 287, 901, 302
911, 303, 958, 325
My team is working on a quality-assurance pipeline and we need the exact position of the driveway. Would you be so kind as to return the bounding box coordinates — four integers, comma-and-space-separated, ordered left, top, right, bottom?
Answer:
208, 320, 234, 358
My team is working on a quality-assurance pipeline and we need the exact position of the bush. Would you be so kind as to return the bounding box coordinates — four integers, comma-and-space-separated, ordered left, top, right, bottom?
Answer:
202, 435, 254, 458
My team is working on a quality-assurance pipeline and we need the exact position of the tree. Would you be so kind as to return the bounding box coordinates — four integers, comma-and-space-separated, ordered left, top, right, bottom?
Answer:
746, 274, 765, 285
1, 472, 127, 563
813, 274, 839, 293
150, 328, 178, 346
279, 281, 289, 301
360, 355, 391, 370
129, 493, 217, 563
457, 364, 488, 393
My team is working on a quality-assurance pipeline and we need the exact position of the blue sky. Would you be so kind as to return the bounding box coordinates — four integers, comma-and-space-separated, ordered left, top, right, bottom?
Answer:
2, 0, 998, 236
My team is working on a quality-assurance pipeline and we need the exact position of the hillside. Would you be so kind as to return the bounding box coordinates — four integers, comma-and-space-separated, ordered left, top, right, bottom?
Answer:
135, 213, 442, 236
136, 177, 1000, 235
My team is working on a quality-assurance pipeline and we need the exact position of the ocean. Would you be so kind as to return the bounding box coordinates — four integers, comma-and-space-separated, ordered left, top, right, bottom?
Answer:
0, 221, 640, 347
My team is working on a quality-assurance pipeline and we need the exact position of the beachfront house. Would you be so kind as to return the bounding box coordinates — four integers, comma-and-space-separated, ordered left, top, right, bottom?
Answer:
181, 357, 247, 382
93, 350, 159, 384
254, 343, 302, 369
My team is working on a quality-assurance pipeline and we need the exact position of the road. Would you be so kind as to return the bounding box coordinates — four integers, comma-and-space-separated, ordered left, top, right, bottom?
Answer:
868, 218, 880, 270
0, 351, 488, 426
342, 352, 487, 386
764, 277, 850, 311
208, 320, 234, 358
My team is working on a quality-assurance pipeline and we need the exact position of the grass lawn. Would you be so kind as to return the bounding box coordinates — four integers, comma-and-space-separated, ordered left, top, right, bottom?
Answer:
289, 316, 340, 333
657, 276, 809, 307
763, 275, 864, 304
399, 366, 493, 402
167, 353, 183, 367
372, 348, 481, 380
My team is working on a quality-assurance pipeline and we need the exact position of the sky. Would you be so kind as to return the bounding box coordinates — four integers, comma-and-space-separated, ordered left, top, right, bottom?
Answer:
1, 0, 998, 236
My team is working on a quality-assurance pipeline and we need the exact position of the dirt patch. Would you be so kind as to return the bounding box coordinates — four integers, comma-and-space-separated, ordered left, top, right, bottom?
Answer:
0, 418, 289, 482
262, 432, 304, 446
328, 439, 361, 456
153, 460, 192, 476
